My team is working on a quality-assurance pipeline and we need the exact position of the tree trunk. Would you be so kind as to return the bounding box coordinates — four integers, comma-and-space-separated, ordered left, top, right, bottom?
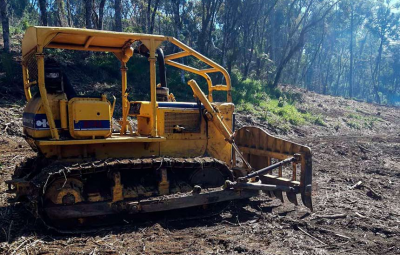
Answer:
66, 0, 73, 27
146, 0, 152, 33
198, 0, 209, 54
273, 32, 305, 88
271, 1, 335, 89
56, 0, 67, 27
198, 0, 222, 54
149, 0, 160, 33
323, 56, 332, 95
38, 0, 47, 26
293, 50, 302, 85
98, 0, 106, 30
349, 5, 354, 98
172, 0, 181, 38
242, 2, 264, 80
0, 0, 10, 52
115, 0, 122, 31
172, 0, 186, 83
243, 27, 256, 80
373, 37, 384, 104
85, 0, 93, 29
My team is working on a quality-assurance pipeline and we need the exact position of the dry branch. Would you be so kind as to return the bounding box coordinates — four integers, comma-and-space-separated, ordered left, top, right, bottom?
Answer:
350, 181, 363, 189
313, 213, 347, 220
349, 181, 382, 200
297, 226, 327, 246
354, 212, 367, 218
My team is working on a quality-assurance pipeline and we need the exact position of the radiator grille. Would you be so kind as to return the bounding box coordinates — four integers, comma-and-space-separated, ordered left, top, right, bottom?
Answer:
164, 112, 200, 133
25, 52, 38, 82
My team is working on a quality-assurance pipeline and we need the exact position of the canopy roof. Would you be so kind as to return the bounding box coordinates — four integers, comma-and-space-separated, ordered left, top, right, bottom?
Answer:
22, 26, 167, 57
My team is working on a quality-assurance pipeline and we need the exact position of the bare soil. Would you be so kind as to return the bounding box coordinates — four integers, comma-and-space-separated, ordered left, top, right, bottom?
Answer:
0, 88, 399, 254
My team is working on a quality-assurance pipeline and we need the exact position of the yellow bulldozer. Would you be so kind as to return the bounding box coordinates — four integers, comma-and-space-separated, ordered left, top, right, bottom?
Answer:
6, 27, 312, 231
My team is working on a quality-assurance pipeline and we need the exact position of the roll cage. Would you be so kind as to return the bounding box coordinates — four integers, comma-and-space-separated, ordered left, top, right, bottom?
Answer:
21, 26, 231, 140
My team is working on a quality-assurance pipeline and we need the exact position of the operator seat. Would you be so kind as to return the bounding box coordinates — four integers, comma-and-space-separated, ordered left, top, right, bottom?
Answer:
44, 59, 77, 99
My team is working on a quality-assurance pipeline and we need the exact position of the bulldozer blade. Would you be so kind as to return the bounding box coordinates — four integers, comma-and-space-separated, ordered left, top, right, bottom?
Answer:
273, 190, 284, 203
234, 126, 313, 211
286, 192, 298, 205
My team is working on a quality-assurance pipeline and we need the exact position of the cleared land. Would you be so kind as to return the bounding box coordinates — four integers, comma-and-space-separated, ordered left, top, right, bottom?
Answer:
0, 88, 399, 254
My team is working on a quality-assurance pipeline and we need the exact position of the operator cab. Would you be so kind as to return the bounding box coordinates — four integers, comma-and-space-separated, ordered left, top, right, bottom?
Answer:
21, 27, 232, 147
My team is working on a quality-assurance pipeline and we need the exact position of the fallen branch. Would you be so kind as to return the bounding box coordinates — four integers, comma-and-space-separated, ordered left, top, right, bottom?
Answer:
365, 186, 382, 200
313, 213, 347, 220
334, 233, 351, 240
354, 212, 367, 218
319, 227, 352, 240
350, 181, 363, 190
221, 220, 238, 226
349, 181, 382, 200
11, 237, 34, 255
297, 226, 327, 246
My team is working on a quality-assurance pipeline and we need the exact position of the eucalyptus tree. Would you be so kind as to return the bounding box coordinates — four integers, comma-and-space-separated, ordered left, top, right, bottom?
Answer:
365, 0, 400, 103
0, 0, 9, 52
271, 0, 337, 89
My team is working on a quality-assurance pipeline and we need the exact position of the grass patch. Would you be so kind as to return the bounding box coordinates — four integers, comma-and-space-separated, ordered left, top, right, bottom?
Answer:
258, 99, 307, 125
237, 96, 327, 130
236, 102, 257, 114
313, 116, 328, 127
230, 70, 324, 130
347, 113, 363, 120
345, 119, 361, 130
344, 112, 381, 130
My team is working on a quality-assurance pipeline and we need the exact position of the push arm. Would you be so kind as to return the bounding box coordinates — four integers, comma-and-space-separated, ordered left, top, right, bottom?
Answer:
187, 79, 251, 169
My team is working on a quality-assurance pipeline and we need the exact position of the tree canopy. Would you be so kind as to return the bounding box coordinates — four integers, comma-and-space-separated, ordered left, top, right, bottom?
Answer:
1, 0, 399, 105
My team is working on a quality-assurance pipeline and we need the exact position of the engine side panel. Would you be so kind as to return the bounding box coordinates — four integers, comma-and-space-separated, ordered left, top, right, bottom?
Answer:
68, 97, 112, 139
23, 93, 66, 139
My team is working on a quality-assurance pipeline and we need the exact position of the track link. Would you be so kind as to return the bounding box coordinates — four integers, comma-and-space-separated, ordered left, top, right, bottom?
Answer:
9, 156, 240, 232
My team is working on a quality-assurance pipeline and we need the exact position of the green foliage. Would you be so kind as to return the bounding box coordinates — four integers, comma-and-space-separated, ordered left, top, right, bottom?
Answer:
277, 97, 285, 107
88, 53, 120, 77
345, 119, 361, 130
313, 116, 328, 127
2, 0, 400, 106
236, 102, 257, 113
230, 69, 317, 128
344, 112, 381, 130
302, 112, 327, 127
347, 113, 363, 120
260, 99, 306, 125
231, 71, 265, 105
237, 92, 326, 130
231, 70, 303, 106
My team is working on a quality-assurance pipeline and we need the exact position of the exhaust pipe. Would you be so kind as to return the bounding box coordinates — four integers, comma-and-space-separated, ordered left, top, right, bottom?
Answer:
135, 46, 169, 101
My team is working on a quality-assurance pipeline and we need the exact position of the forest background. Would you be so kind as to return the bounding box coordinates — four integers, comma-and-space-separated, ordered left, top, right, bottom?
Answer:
0, 0, 399, 110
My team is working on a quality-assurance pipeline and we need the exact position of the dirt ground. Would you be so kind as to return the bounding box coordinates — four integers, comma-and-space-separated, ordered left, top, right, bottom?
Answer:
0, 88, 399, 254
